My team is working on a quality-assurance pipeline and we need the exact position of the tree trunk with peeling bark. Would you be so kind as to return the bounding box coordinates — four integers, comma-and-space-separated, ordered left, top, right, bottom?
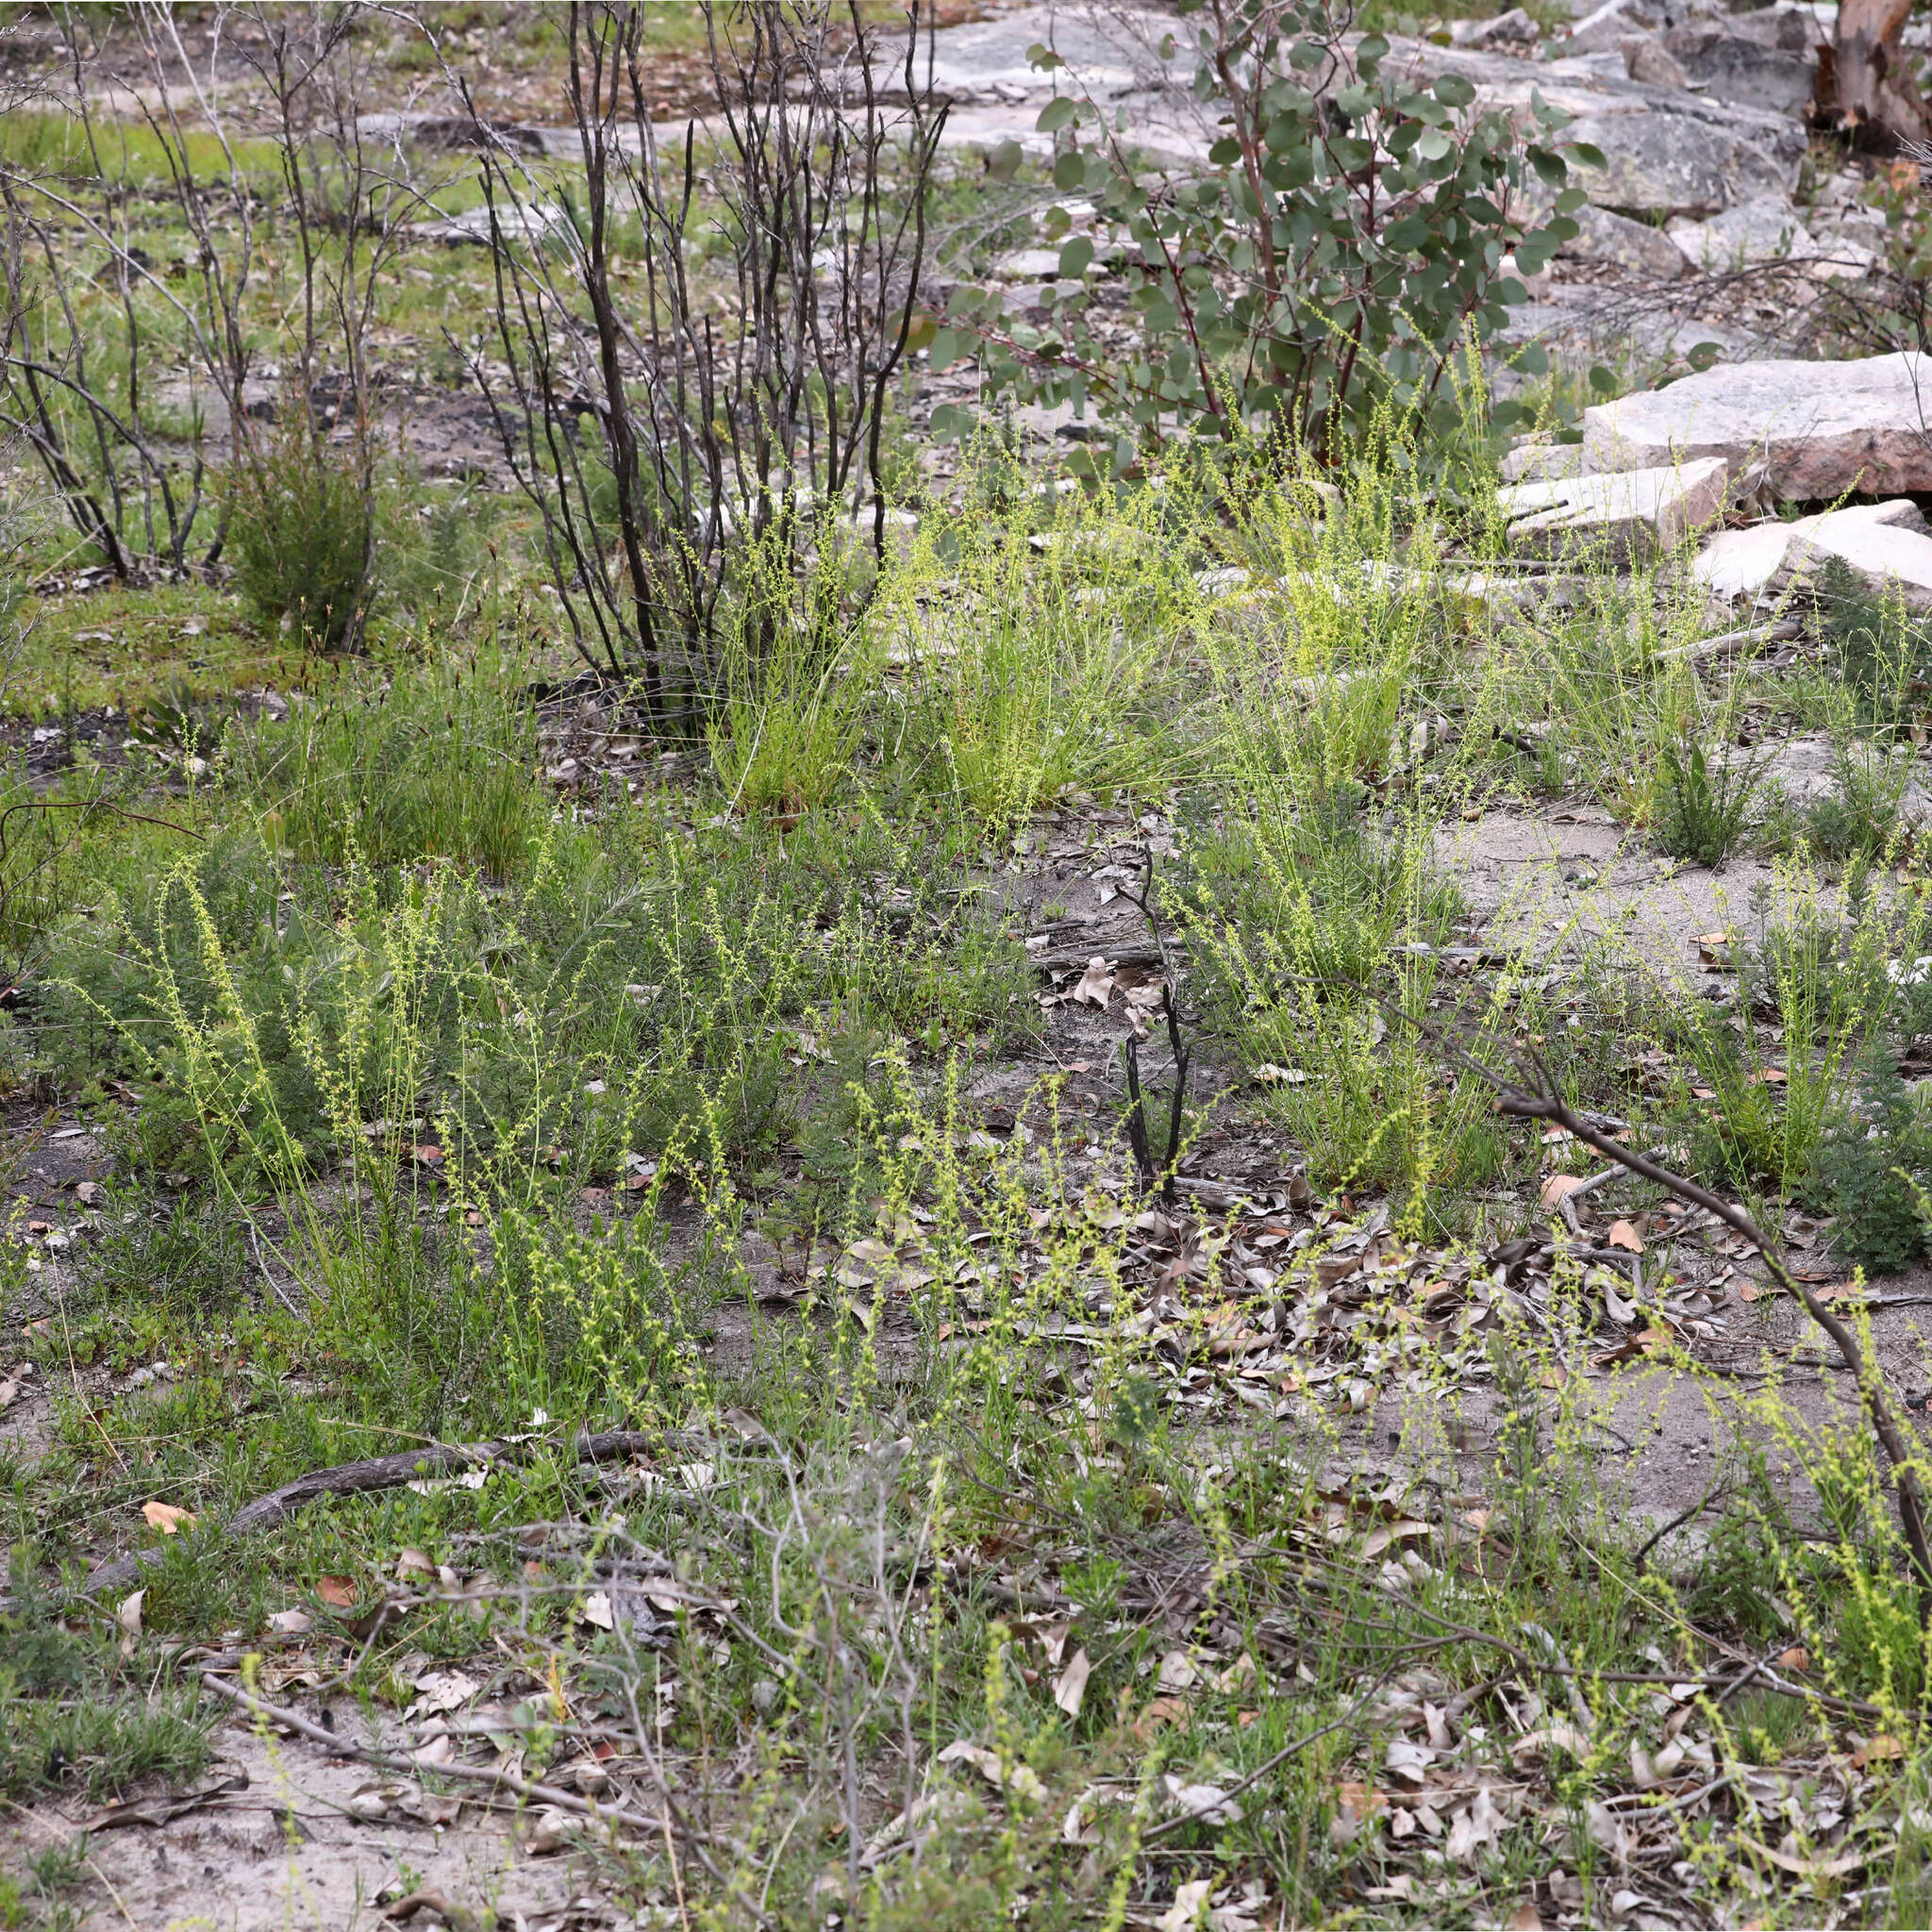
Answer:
1829, 0, 1931, 149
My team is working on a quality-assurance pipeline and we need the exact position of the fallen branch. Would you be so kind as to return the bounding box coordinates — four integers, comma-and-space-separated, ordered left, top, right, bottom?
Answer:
1654, 618, 1801, 665
201, 1667, 775, 1926
52, 1429, 663, 1607
198, 1670, 657, 1830
1498, 1082, 1932, 1622
1028, 939, 1172, 974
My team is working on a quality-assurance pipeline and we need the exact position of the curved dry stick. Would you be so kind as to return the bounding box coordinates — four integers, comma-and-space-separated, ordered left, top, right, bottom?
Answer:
1493, 1082, 1932, 1620
46, 1428, 662, 1608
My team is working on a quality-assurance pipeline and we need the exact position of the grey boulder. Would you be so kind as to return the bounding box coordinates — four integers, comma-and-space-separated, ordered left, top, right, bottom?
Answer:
1719, 5, 1825, 55
1451, 7, 1541, 46
1562, 101, 1802, 216
1566, 0, 1665, 55
1582, 353, 1932, 498
1621, 31, 1692, 87
1662, 25, 1817, 115
1557, 202, 1690, 278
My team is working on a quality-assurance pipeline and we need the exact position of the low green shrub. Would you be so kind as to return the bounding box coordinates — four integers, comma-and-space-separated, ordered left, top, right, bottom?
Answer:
1813, 1053, 1932, 1274
0, 1566, 214, 1802
1655, 740, 1757, 868
238, 654, 541, 878
1819, 554, 1932, 735
226, 412, 378, 651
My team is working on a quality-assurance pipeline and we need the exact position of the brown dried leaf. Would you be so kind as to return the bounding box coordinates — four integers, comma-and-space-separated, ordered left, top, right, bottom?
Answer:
1739, 1836, 1868, 1879
316, 1574, 358, 1608
142, 1501, 195, 1536
1359, 1519, 1429, 1560
1133, 1695, 1191, 1740
81, 1772, 248, 1836
1606, 1219, 1643, 1254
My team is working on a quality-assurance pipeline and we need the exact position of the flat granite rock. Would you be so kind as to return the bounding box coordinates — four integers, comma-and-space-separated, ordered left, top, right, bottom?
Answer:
1661, 25, 1817, 115
1783, 520, 1932, 612
1581, 353, 1932, 498
1497, 457, 1729, 561
1694, 499, 1929, 604
1560, 202, 1690, 279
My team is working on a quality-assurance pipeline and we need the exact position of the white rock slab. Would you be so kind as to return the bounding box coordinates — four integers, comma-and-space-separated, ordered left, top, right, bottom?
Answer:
1694, 499, 1927, 604
1692, 521, 1805, 604
1783, 520, 1932, 611
1581, 353, 1932, 498
1497, 457, 1730, 561
1666, 198, 1816, 271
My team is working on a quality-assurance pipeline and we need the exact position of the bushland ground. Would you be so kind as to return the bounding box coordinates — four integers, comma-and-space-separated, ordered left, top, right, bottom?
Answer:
8, 6, 1932, 1931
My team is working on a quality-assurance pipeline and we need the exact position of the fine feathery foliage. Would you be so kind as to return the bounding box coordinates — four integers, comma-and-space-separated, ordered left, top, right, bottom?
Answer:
225, 408, 379, 652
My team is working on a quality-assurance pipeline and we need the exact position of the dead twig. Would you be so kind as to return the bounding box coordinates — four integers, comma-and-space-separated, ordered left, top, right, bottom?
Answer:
1118, 850, 1191, 1206
21, 1429, 665, 1611
1499, 1080, 1932, 1622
